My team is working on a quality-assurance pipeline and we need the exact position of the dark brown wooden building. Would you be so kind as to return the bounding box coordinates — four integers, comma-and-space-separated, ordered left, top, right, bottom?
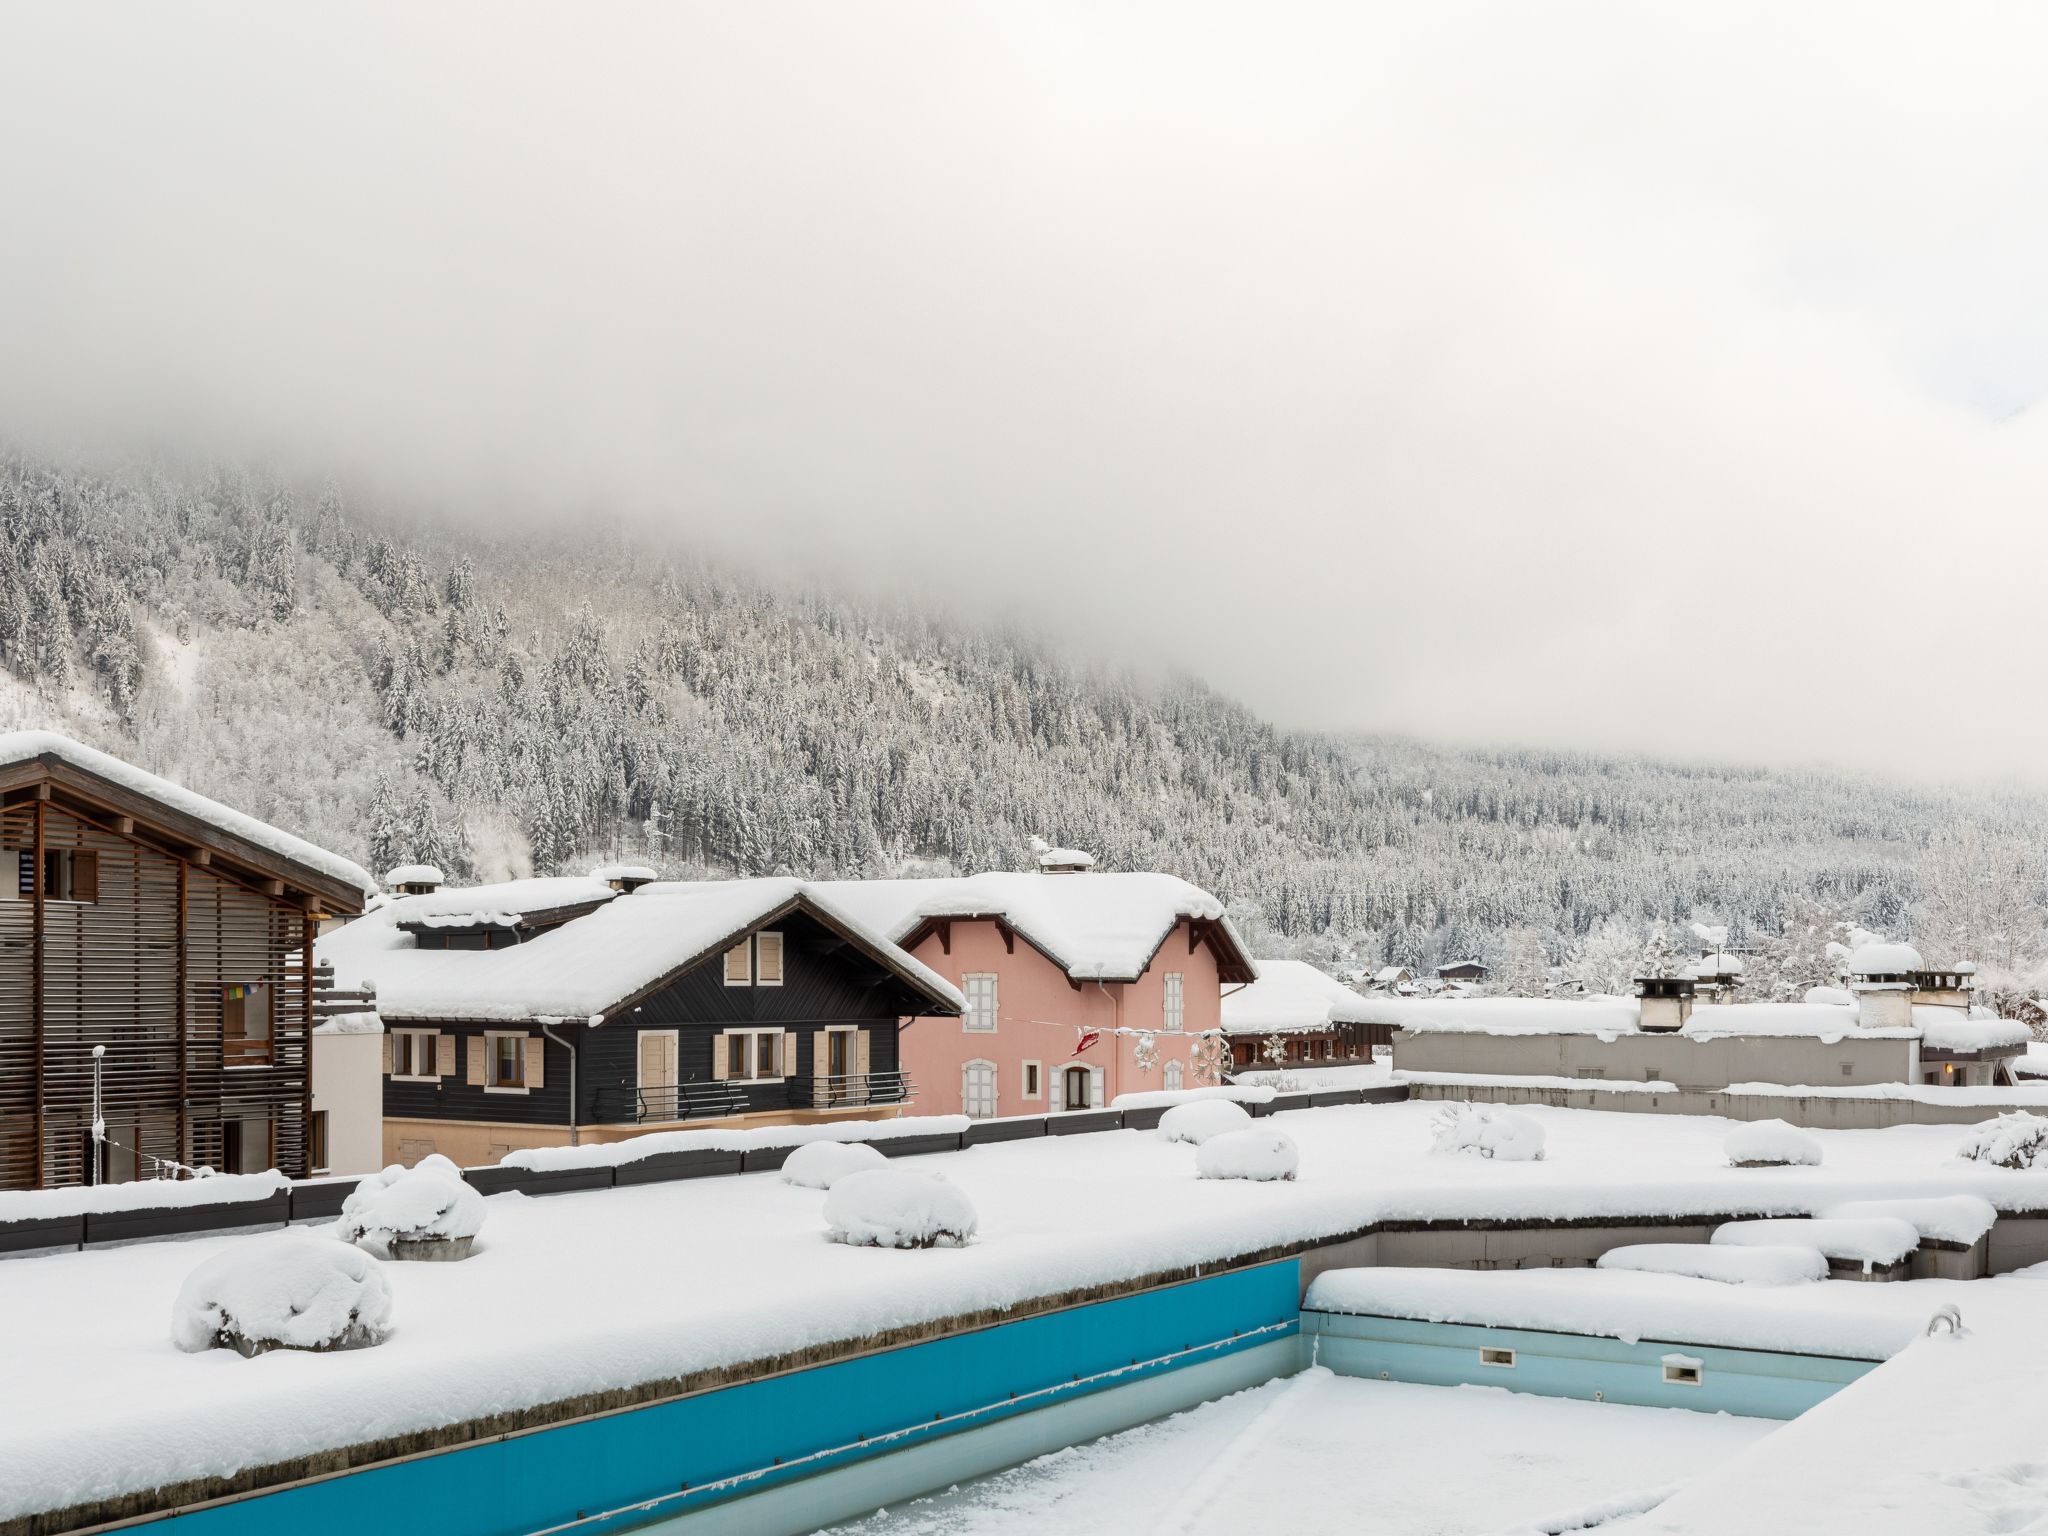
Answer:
0, 733, 371, 1188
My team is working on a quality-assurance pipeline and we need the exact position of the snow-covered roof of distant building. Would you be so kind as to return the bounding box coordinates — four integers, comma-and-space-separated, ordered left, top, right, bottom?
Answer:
588, 864, 658, 883
1684, 952, 1745, 978
383, 864, 445, 887
1386, 996, 1923, 1042
318, 877, 621, 990
318, 877, 963, 1023
0, 729, 373, 901
1222, 961, 1374, 1035
1914, 1009, 2030, 1054
1034, 846, 1095, 870
1847, 941, 1923, 977
1374, 966, 1412, 983
808, 871, 1255, 984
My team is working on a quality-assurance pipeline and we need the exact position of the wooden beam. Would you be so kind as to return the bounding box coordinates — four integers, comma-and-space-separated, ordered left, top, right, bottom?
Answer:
936, 919, 951, 956
114, 815, 133, 835
262, 878, 284, 897
997, 920, 1014, 955
301, 913, 315, 1179
31, 784, 49, 801
189, 848, 211, 867
1190, 920, 1202, 954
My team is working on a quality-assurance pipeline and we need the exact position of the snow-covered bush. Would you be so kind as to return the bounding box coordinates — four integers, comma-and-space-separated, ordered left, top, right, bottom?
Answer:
1194, 1129, 1299, 1182
1724, 1119, 1823, 1168
1428, 1102, 1545, 1161
1158, 1099, 1253, 1146
336, 1155, 486, 1259
1957, 1113, 2048, 1171
782, 1139, 888, 1190
824, 1168, 978, 1249
173, 1232, 393, 1357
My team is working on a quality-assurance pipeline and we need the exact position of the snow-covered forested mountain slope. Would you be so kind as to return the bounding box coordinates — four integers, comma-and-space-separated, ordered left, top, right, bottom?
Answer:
2, 451, 2042, 976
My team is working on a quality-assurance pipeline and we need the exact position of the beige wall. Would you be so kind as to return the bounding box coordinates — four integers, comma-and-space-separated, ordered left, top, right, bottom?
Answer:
311, 1030, 386, 1176
1393, 1029, 1915, 1089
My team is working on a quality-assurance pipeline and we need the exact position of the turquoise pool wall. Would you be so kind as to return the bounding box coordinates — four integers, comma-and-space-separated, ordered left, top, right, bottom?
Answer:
1305, 1309, 1877, 1419
151, 1261, 1303, 1536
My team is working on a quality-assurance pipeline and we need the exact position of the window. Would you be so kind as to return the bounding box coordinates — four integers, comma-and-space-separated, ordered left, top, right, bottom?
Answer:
221, 1116, 273, 1175
963, 973, 998, 1032
1480, 1347, 1516, 1368
724, 933, 784, 987
222, 984, 273, 1066
1840, 1063, 1854, 1077
310, 1110, 330, 1174
723, 1028, 786, 1081
390, 1029, 437, 1081
1022, 1060, 1042, 1099
1575, 1067, 1606, 1080
487, 1032, 526, 1090
23, 848, 99, 903
1163, 972, 1184, 1031
1662, 1357, 1703, 1387
1164, 1060, 1184, 1091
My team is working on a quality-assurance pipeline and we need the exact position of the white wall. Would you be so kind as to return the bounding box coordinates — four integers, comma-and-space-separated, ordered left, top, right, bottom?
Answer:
312, 1030, 385, 1176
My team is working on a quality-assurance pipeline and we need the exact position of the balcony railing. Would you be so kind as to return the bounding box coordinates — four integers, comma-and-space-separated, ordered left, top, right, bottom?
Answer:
788, 1071, 916, 1111
595, 1071, 918, 1125
594, 1081, 748, 1125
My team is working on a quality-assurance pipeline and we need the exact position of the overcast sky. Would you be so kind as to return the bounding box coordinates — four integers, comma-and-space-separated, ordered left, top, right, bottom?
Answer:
5, 4, 2048, 781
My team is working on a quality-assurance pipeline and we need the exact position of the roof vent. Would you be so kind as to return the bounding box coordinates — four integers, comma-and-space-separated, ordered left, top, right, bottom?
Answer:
1030, 837, 1095, 875
590, 863, 658, 894
384, 863, 445, 897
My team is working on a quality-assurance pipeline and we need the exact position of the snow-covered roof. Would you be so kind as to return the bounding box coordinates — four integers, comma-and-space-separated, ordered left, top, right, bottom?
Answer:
319, 877, 964, 1023
1373, 966, 1412, 983
1221, 961, 1374, 1034
1389, 996, 1918, 1041
1914, 1009, 2031, 1054
1682, 1002, 1911, 1041
1846, 941, 1924, 976
808, 871, 1254, 983
312, 1011, 384, 1036
588, 863, 658, 883
383, 864, 445, 887
0, 730, 373, 899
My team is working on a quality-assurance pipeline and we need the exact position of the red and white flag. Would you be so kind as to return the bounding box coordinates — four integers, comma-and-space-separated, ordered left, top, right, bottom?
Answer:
1069, 1029, 1102, 1058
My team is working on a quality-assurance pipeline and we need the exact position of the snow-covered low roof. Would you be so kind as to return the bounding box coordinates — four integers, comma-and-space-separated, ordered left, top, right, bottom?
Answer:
1221, 960, 1375, 1034
319, 877, 964, 1023
809, 871, 1255, 983
0, 730, 373, 900
1915, 1009, 2031, 1054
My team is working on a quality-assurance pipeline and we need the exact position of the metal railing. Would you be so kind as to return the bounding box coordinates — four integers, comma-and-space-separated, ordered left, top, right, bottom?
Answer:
788, 1071, 916, 1111
595, 1082, 748, 1125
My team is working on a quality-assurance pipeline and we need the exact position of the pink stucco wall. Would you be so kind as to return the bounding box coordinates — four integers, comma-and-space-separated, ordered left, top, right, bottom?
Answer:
898, 918, 1223, 1117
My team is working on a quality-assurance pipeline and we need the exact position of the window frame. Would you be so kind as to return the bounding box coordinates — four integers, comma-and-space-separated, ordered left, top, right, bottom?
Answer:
27, 848, 100, 904
309, 1109, 330, 1175
484, 1030, 529, 1094
962, 972, 999, 1033
1021, 1059, 1043, 1100
723, 1027, 787, 1083
1163, 971, 1184, 1032
221, 983, 275, 1068
390, 1027, 439, 1083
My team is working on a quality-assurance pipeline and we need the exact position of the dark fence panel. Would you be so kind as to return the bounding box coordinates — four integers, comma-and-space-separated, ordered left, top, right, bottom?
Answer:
1049, 1110, 1123, 1137
83, 1190, 289, 1246
962, 1117, 1048, 1145
0, 1213, 84, 1255
873, 1133, 966, 1158
463, 1166, 616, 1198
289, 1179, 363, 1223
616, 1148, 745, 1184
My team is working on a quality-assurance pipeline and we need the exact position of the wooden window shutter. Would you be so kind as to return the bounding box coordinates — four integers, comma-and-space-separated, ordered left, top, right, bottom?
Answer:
781, 1030, 797, 1078
74, 851, 99, 903
756, 932, 784, 986
436, 1033, 457, 1077
855, 1029, 872, 1078
524, 1036, 546, 1090
382, 1034, 395, 1074
712, 1032, 729, 1081
724, 942, 751, 986
466, 1035, 486, 1086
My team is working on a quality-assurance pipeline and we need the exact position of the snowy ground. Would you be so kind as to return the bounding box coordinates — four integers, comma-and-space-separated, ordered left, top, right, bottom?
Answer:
4, 1101, 2044, 1521
819, 1368, 1773, 1536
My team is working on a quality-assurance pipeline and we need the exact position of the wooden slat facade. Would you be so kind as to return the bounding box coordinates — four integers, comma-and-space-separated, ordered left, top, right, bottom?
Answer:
0, 775, 353, 1190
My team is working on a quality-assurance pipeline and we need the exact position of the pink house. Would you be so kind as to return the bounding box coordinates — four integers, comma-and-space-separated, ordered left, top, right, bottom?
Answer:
816, 869, 1257, 1118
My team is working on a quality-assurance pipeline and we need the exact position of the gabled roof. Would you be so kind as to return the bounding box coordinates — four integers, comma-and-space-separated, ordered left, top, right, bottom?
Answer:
319, 877, 964, 1023
0, 729, 371, 911
808, 871, 1257, 985
1221, 960, 1375, 1034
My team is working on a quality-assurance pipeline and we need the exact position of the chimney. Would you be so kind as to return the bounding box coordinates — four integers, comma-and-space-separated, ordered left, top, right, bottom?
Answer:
1844, 941, 1921, 1032
384, 863, 445, 898
592, 864, 658, 894
1035, 846, 1096, 876
1635, 974, 1695, 1032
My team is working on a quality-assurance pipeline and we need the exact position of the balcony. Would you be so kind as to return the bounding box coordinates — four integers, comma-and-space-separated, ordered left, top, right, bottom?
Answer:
593, 1071, 917, 1125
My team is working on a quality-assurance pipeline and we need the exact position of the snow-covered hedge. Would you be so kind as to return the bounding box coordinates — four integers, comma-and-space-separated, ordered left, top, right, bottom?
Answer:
1111, 1085, 1275, 1110
1428, 1103, 1545, 1161
336, 1156, 486, 1257
823, 1169, 978, 1249
782, 1140, 887, 1190
1724, 1119, 1823, 1168
1158, 1099, 1253, 1146
172, 1233, 392, 1356
504, 1115, 972, 1173
1957, 1113, 2048, 1171
1194, 1129, 1299, 1182
1596, 1242, 1828, 1286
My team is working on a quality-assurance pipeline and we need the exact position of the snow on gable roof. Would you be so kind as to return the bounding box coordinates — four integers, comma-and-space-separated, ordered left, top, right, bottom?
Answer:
317, 877, 619, 991
811, 872, 1252, 983
0, 730, 372, 900
1222, 960, 1374, 1034
330, 878, 964, 1023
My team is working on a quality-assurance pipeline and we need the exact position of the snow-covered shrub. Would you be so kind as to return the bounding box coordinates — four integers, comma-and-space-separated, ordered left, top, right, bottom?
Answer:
782, 1139, 888, 1190
336, 1155, 486, 1259
1428, 1103, 1545, 1162
173, 1232, 392, 1357
824, 1168, 978, 1249
1158, 1098, 1253, 1146
1724, 1119, 1822, 1168
1956, 1113, 2048, 1171
1194, 1129, 1299, 1182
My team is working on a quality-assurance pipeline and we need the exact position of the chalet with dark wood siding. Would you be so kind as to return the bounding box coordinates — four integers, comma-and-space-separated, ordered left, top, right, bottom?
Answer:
0, 732, 373, 1189
317, 876, 964, 1166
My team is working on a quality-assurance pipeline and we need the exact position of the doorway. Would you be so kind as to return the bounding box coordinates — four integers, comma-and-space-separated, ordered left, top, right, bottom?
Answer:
1062, 1065, 1093, 1111
962, 1059, 997, 1119
638, 1030, 678, 1121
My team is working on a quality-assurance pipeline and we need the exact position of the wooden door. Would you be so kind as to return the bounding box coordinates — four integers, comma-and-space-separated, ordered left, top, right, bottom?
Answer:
638, 1031, 678, 1122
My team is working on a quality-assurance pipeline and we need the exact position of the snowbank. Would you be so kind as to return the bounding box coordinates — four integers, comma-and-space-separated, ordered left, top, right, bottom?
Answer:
1430, 1103, 1546, 1161
1158, 1099, 1253, 1146
1595, 1243, 1828, 1286
1724, 1119, 1822, 1168
823, 1169, 977, 1249
1194, 1129, 1299, 1182
781, 1141, 887, 1190
503, 1115, 972, 1172
0, 1171, 286, 1224
336, 1158, 486, 1254
1712, 1217, 1919, 1267
1399, 1070, 1677, 1094
171, 1233, 392, 1356
1111, 1084, 1275, 1110
1820, 1195, 1998, 1247
1955, 1113, 2048, 1170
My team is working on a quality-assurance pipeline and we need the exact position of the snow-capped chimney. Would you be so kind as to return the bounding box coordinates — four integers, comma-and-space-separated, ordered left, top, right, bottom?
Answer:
384, 863, 444, 897
1634, 974, 1695, 1032
1029, 835, 1096, 875
591, 864, 658, 894
1845, 941, 1921, 1032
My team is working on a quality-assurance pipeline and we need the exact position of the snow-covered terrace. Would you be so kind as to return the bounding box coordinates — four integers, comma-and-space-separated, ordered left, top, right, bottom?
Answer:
1381, 994, 2032, 1048
3, 1102, 2046, 1523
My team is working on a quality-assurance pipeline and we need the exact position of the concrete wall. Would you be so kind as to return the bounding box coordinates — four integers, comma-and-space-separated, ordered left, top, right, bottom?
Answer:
1403, 1077, 2033, 1131
310, 1030, 384, 1177
1394, 1029, 1915, 1090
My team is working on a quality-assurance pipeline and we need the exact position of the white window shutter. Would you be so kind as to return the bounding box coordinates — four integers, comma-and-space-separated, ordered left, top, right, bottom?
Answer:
1088, 1066, 1104, 1109
436, 1033, 456, 1077
781, 1030, 798, 1077
855, 1029, 872, 1078
466, 1035, 486, 1086
524, 1036, 546, 1090
712, 1033, 729, 1081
